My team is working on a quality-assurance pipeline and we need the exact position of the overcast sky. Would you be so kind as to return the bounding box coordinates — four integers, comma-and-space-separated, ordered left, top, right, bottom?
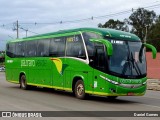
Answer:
0, 0, 160, 50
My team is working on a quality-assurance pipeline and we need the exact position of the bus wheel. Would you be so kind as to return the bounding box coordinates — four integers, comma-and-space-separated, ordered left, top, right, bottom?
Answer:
107, 96, 118, 100
74, 80, 86, 99
20, 75, 28, 90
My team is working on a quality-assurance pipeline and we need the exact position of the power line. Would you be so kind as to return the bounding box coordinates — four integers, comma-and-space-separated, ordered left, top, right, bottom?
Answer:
143, 3, 160, 9
0, 23, 13, 29
19, 10, 132, 25
1, 3, 160, 27
20, 27, 39, 35
0, 1, 160, 39
19, 25, 39, 37
18, 3, 160, 26
27, 30, 39, 35
12, 20, 39, 38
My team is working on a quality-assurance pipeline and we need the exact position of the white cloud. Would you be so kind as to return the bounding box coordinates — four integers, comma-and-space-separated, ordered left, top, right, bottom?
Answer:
0, 0, 160, 50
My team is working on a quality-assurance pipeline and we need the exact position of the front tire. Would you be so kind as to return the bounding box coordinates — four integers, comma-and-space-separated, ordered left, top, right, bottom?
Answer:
74, 80, 86, 99
20, 75, 29, 90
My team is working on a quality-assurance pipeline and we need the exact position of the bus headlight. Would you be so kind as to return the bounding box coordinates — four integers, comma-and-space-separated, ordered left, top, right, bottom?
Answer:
100, 75, 119, 85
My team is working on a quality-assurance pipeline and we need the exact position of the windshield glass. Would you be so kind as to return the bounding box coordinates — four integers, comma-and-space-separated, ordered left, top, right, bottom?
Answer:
108, 39, 146, 78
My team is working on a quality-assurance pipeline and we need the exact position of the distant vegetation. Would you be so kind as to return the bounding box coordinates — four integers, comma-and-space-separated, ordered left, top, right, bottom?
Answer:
98, 8, 160, 52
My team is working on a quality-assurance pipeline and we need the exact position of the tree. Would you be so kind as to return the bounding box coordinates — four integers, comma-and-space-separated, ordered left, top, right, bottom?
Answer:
98, 19, 129, 32
147, 15, 160, 52
129, 8, 156, 42
97, 8, 159, 51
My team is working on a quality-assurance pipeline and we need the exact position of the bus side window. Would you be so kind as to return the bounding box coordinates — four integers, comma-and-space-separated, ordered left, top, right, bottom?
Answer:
15, 42, 25, 57
50, 37, 65, 57
6, 43, 16, 58
37, 39, 50, 57
83, 32, 102, 61
66, 35, 86, 59
25, 41, 37, 57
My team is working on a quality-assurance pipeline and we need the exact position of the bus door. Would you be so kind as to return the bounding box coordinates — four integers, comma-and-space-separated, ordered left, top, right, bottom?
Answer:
93, 44, 107, 94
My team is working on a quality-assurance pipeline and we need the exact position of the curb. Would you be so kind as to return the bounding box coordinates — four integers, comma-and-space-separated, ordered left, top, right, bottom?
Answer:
147, 79, 160, 91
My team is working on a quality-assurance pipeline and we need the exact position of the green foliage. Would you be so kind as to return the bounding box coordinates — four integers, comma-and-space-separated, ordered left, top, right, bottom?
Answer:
98, 8, 160, 52
147, 15, 160, 52
129, 8, 156, 42
98, 19, 129, 32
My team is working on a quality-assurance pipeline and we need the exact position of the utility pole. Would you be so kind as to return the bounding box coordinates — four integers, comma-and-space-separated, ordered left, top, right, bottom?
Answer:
25, 29, 28, 37
16, 20, 19, 39
12, 20, 19, 39
144, 25, 148, 43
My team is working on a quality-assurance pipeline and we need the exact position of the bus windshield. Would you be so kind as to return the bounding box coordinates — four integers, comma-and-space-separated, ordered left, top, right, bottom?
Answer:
108, 39, 146, 78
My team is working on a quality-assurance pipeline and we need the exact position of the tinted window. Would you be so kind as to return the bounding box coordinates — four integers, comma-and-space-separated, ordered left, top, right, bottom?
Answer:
66, 35, 86, 59
25, 41, 37, 57
6, 43, 16, 58
15, 42, 25, 57
83, 32, 102, 57
83, 32, 102, 39
37, 39, 50, 57
94, 44, 106, 71
108, 40, 146, 78
50, 37, 65, 57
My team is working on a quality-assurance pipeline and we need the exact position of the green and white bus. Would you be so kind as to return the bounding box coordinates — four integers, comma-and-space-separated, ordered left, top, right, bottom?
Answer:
5, 28, 157, 99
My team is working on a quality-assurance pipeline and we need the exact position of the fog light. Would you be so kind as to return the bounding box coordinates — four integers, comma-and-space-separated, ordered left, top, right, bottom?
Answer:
127, 92, 134, 96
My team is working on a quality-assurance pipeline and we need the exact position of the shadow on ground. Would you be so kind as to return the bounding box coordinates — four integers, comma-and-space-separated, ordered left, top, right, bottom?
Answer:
8, 85, 139, 105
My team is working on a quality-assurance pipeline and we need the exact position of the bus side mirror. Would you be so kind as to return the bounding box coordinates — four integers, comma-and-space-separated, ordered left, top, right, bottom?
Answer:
90, 39, 113, 56
143, 43, 157, 59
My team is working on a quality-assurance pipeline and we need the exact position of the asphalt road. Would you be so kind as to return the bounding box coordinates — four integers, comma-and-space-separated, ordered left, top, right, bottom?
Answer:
0, 72, 160, 120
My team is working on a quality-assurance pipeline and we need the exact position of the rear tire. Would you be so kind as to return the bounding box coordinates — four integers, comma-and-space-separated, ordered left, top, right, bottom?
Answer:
20, 75, 29, 90
74, 80, 86, 99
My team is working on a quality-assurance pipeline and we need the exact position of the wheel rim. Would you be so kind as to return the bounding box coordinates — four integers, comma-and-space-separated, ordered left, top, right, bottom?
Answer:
76, 84, 84, 96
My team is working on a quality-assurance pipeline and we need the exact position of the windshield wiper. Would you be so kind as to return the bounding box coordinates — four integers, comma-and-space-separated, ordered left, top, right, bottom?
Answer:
130, 52, 142, 75
139, 44, 144, 63
122, 51, 142, 76
122, 51, 132, 75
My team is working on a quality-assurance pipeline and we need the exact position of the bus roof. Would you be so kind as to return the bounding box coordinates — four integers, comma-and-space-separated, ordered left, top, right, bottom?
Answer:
9, 28, 141, 42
